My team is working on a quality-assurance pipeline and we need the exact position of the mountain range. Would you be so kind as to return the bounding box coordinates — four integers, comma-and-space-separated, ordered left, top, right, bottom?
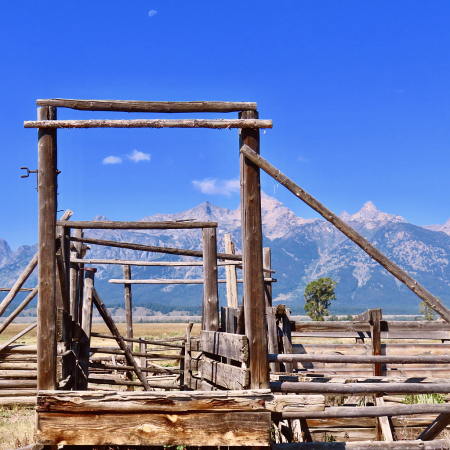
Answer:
2, 193, 450, 315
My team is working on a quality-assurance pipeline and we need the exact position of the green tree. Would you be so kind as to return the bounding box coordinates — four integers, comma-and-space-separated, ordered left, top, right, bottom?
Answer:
304, 277, 337, 321
419, 298, 441, 321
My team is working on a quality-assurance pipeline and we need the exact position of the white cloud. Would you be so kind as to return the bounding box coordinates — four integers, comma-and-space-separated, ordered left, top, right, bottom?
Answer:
148, 10, 157, 17
127, 150, 151, 163
192, 178, 240, 196
298, 156, 309, 162
103, 156, 122, 165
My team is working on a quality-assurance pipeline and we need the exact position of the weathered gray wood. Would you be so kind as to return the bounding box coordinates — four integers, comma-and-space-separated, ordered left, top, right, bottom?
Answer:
375, 396, 393, 442
69, 229, 82, 322
180, 322, 193, 389
263, 247, 272, 308
123, 265, 133, 345
272, 440, 450, 449
89, 361, 182, 374
202, 228, 219, 332
267, 307, 280, 373
0, 288, 34, 292
25, 118, 273, 129
109, 277, 274, 284
0, 370, 36, 378
87, 376, 176, 389
225, 234, 239, 308
240, 144, 450, 323
200, 355, 250, 389
77, 269, 95, 389
70, 235, 242, 261
282, 309, 294, 374
0, 287, 38, 334
92, 288, 150, 390
270, 353, 450, 364
37, 98, 258, 113
90, 332, 184, 348
292, 330, 450, 339
418, 412, 450, 440
89, 347, 184, 359
0, 379, 37, 388
200, 331, 249, 362
72, 258, 243, 266
240, 110, 269, 389
221, 307, 239, 334
370, 309, 382, 376
58, 220, 217, 229
0, 363, 37, 370
0, 252, 38, 317
271, 381, 450, 394
36, 411, 271, 446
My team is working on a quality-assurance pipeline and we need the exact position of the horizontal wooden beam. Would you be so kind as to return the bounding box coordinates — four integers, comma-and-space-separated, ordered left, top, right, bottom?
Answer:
200, 356, 250, 389
57, 220, 217, 229
200, 331, 249, 362
291, 330, 450, 340
0, 288, 34, 292
37, 411, 271, 446
240, 143, 450, 323
36, 99, 258, 113
25, 119, 273, 129
272, 440, 449, 449
70, 236, 242, 261
71, 258, 243, 267
270, 353, 450, 364
89, 347, 184, 360
108, 277, 275, 285
90, 332, 184, 348
270, 381, 450, 394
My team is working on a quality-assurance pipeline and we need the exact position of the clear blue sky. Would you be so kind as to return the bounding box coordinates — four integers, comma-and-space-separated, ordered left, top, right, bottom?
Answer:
1, 1, 450, 250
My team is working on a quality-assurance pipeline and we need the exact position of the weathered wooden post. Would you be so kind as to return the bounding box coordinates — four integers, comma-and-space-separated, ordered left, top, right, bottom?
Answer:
70, 228, 83, 323
123, 264, 134, 389
370, 309, 382, 376
202, 228, 219, 331
263, 247, 272, 308
225, 234, 238, 308
37, 105, 58, 391
239, 110, 269, 389
77, 267, 96, 389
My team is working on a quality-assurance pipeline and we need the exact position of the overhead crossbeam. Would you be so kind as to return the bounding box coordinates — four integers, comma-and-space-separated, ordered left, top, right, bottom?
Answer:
36, 99, 258, 113
57, 220, 217, 230
24, 119, 272, 129
240, 144, 450, 323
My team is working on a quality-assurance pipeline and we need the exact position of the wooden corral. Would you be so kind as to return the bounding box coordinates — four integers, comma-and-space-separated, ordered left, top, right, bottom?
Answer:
1, 97, 450, 448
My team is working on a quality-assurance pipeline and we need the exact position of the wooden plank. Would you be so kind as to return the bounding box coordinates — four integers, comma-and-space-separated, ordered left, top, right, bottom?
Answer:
90, 332, 184, 348
0, 253, 38, 318
267, 307, 280, 373
36, 411, 271, 446
375, 396, 393, 442
58, 220, 217, 229
0, 287, 38, 334
0, 397, 36, 406
25, 118, 273, 129
123, 265, 133, 345
36, 99, 258, 113
69, 229, 82, 322
221, 307, 238, 334
240, 110, 269, 389
270, 354, 450, 364
282, 310, 294, 374
92, 288, 150, 390
225, 234, 239, 308
418, 412, 450, 440
272, 441, 450, 449
370, 309, 382, 376
240, 144, 450, 323
200, 331, 249, 362
109, 277, 274, 284
200, 355, 249, 389
72, 258, 242, 266
36, 389, 323, 413
70, 235, 242, 261
271, 381, 450, 395
202, 228, 219, 331
263, 247, 272, 308
0, 379, 37, 388
292, 331, 450, 339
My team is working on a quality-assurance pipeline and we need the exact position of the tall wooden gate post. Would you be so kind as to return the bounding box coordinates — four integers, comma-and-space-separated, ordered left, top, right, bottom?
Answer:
239, 110, 270, 389
202, 228, 219, 331
37, 106, 58, 391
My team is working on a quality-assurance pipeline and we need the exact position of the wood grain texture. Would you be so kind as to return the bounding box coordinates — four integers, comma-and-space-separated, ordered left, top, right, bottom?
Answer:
25, 118, 273, 129
58, 220, 217, 229
225, 234, 238, 308
202, 228, 219, 331
418, 412, 450, 440
70, 235, 242, 261
200, 356, 249, 389
272, 440, 450, 449
37, 105, 57, 391
239, 110, 269, 389
37, 411, 271, 446
72, 258, 242, 266
240, 144, 450, 323
36, 98, 257, 113
375, 396, 393, 442
200, 331, 249, 362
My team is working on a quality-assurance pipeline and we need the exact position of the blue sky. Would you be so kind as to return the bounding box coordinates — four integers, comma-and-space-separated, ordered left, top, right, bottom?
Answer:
1, 1, 450, 249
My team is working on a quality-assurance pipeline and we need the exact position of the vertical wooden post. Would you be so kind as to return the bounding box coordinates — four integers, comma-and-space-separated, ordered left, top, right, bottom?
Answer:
266, 307, 280, 373
239, 109, 269, 389
263, 247, 272, 308
123, 265, 133, 345
77, 268, 96, 390
202, 228, 219, 332
139, 338, 147, 369
225, 234, 238, 308
70, 228, 83, 323
370, 309, 382, 376
37, 105, 58, 391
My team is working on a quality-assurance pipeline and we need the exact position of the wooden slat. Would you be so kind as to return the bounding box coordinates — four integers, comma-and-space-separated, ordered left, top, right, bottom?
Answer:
202, 228, 219, 331
270, 354, 450, 364
418, 412, 450, 440
240, 143, 450, 323
72, 258, 242, 266
25, 118, 273, 129
200, 355, 249, 389
36, 99, 258, 113
292, 331, 450, 339
272, 440, 450, 449
58, 220, 217, 229
375, 396, 393, 442
225, 234, 238, 308
109, 278, 274, 284
70, 235, 242, 261
200, 331, 249, 362
37, 411, 271, 446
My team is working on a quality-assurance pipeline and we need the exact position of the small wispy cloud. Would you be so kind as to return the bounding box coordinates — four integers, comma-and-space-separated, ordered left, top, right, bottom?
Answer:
128, 150, 151, 163
192, 178, 240, 196
103, 156, 122, 165
298, 156, 309, 162
148, 10, 157, 17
